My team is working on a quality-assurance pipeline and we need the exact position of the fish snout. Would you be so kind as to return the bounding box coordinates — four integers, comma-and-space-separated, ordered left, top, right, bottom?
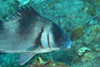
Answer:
60, 39, 72, 50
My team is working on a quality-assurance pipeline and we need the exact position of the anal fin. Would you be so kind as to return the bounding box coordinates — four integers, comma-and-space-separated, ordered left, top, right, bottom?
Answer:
18, 53, 36, 65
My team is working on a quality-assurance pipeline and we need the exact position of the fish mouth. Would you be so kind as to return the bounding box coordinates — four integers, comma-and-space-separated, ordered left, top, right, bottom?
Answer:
60, 40, 72, 50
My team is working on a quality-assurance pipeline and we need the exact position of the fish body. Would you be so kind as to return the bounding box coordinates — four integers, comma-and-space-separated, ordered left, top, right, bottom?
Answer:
0, 6, 72, 65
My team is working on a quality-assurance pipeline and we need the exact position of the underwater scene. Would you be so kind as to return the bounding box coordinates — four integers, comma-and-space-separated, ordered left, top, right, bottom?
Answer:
0, 0, 100, 67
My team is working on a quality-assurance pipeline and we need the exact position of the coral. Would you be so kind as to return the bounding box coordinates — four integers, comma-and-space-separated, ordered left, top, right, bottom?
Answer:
86, 6, 97, 16
38, 50, 72, 66
47, 59, 53, 64
38, 57, 44, 64
90, 25, 100, 33
0, 0, 18, 20
78, 47, 91, 56
32, 64, 39, 67
70, 54, 100, 67
80, 52, 95, 63
70, 26, 84, 41
30, 57, 67, 67
83, 0, 100, 16
94, 44, 100, 52
39, 64, 45, 67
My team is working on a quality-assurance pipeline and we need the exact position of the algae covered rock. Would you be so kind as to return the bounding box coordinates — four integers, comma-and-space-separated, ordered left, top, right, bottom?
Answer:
30, 57, 67, 67
83, 0, 100, 16
80, 52, 95, 63
70, 26, 84, 41
90, 25, 100, 33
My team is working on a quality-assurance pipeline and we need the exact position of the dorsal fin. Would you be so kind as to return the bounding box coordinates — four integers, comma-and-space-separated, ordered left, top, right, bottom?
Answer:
18, 6, 39, 17
9, 6, 39, 19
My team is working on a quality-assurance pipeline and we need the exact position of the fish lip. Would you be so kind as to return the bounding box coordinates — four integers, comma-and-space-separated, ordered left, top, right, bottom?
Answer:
60, 40, 72, 50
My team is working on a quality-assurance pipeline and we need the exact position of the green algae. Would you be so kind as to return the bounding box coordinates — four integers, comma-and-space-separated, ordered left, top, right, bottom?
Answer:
47, 0, 58, 10
86, 7, 97, 16
71, 26, 84, 41
90, 26, 100, 33
93, 27, 100, 33
83, 0, 100, 16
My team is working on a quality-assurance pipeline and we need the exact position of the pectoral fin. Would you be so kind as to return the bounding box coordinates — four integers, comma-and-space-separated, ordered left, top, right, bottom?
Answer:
18, 53, 36, 65
26, 44, 39, 51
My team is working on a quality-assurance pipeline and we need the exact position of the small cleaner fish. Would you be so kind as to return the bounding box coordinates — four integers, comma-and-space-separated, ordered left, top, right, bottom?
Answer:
0, 6, 72, 65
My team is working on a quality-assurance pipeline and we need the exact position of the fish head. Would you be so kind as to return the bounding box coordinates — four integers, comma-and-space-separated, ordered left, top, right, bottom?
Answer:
52, 23, 72, 50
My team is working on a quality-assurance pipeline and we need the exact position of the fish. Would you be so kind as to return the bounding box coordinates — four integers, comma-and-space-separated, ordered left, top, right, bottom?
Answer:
0, 6, 72, 65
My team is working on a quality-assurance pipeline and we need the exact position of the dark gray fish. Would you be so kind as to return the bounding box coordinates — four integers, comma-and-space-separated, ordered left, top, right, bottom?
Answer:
0, 6, 72, 65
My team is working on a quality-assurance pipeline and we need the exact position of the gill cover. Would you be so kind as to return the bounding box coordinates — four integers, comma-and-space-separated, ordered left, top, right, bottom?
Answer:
51, 23, 72, 50
40, 29, 57, 49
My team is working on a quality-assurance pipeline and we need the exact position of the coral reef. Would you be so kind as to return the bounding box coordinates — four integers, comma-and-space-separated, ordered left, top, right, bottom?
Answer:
80, 52, 95, 63
29, 57, 67, 67
94, 44, 100, 52
90, 25, 100, 33
83, 0, 100, 16
70, 53, 100, 67
0, 0, 19, 20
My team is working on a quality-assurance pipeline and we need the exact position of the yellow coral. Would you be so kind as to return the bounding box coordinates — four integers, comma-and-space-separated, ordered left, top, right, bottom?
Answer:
31, 58, 67, 67
38, 57, 44, 64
